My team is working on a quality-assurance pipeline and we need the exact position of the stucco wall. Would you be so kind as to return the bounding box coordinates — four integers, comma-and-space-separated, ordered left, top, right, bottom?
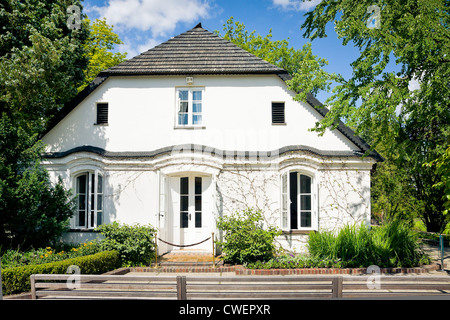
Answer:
42, 75, 357, 155
42, 74, 375, 253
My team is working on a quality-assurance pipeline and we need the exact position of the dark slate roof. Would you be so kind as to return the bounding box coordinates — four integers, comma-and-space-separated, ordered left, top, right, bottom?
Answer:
40, 23, 383, 162
100, 23, 286, 76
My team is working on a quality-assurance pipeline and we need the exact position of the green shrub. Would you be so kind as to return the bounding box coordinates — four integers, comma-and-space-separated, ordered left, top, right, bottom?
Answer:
216, 208, 281, 264
1, 241, 102, 268
95, 222, 156, 266
2, 250, 120, 296
308, 220, 430, 268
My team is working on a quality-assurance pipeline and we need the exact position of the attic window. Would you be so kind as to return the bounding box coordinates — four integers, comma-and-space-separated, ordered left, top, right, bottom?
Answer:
272, 102, 285, 124
96, 103, 108, 125
176, 88, 203, 127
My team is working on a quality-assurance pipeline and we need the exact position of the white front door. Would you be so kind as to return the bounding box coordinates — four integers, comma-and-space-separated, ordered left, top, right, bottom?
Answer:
169, 175, 211, 251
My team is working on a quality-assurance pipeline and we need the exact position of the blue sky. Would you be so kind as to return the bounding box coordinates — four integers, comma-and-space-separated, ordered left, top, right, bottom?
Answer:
82, 0, 363, 103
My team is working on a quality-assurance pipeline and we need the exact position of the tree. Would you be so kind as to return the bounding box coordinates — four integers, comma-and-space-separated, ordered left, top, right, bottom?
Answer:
298, 0, 450, 232
0, 0, 90, 248
0, 0, 89, 133
218, 17, 340, 101
78, 18, 127, 92
0, 116, 75, 248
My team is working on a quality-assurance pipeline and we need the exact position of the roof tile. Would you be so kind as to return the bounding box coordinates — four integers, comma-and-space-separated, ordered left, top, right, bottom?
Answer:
102, 24, 284, 75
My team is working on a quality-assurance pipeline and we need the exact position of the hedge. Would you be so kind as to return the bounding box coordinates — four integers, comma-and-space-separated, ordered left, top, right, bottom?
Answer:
2, 250, 120, 296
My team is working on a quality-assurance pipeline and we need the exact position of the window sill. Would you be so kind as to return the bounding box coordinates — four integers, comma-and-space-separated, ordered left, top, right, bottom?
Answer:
174, 125, 206, 130
272, 123, 287, 126
94, 123, 109, 126
67, 228, 98, 232
281, 230, 315, 235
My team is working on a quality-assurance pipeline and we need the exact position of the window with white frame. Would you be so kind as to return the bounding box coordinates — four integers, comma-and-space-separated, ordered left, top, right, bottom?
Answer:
176, 88, 203, 126
75, 171, 103, 229
281, 171, 315, 230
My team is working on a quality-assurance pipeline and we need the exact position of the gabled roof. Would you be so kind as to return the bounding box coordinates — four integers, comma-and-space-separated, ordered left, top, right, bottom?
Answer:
41, 23, 382, 162
100, 23, 286, 76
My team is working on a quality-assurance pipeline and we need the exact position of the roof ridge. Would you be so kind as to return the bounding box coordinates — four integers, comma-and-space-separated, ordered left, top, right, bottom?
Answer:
101, 23, 284, 76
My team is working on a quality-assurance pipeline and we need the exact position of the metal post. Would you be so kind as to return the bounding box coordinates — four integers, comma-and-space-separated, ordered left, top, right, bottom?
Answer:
440, 234, 444, 270
212, 232, 215, 268
154, 233, 158, 268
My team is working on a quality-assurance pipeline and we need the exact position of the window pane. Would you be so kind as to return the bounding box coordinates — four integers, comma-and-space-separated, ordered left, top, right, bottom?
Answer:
180, 177, 188, 194
192, 91, 202, 101
178, 114, 188, 125
180, 212, 189, 228
289, 172, 298, 229
179, 101, 189, 113
179, 90, 188, 100
78, 195, 86, 210
195, 195, 202, 211
91, 173, 95, 193
97, 211, 103, 226
78, 211, 85, 227
192, 114, 202, 125
77, 175, 86, 193
97, 195, 103, 211
90, 210, 94, 227
301, 212, 311, 228
180, 196, 189, 211
193, 102, 202, 113
97, 175, 103, 193
91, 194, 95, 210
300, 175, 311, 194
301, 195, 311, 210
195, 212, 202, 228
195, 177, 202, 194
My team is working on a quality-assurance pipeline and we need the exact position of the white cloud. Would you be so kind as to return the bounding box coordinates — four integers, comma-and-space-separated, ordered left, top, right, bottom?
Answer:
90, 0, 212, 37
272, 0, 322, 11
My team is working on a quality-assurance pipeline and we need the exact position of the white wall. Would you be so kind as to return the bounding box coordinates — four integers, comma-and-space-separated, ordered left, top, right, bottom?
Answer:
42, 75, 357, 155
43, 74, 375, 252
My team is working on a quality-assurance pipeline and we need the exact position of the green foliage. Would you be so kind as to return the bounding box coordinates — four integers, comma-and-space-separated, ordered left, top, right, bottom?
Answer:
217, 17, 340, 101
425, 145, 450, 216
0, 0, 91, 249
1, 241, 102, 268
308, 220, 430, 268
2, 250, 120, 296
95, 222, 157, 266
300, 0, 450, 232
0, 0, 90, 133
246, 254, 345, 269
0, 116, 76, 249
78, 18, 127, 92
216, 208, 282, 264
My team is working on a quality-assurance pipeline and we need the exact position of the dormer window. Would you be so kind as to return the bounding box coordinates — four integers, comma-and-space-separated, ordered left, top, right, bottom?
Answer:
176, 88, 203, 127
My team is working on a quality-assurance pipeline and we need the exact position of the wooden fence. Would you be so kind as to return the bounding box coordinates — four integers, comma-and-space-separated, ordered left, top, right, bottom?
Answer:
30, 274, 450, 300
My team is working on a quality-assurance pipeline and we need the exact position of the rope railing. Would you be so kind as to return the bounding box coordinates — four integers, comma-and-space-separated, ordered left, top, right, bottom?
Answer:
154, 232, 216, 268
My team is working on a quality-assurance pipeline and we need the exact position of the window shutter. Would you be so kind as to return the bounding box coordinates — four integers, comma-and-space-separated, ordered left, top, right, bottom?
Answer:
96, 103, 108, 124
272, 102, 285, 124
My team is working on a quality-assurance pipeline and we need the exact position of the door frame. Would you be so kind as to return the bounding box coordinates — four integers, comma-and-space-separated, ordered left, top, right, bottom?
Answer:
158, 170, 214, 253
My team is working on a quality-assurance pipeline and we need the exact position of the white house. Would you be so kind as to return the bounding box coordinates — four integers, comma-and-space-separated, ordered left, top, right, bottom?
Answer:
41, 23, 382, 254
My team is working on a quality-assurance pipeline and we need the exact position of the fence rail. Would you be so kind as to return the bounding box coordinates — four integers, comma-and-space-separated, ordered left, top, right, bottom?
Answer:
30, 274, 450, 300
